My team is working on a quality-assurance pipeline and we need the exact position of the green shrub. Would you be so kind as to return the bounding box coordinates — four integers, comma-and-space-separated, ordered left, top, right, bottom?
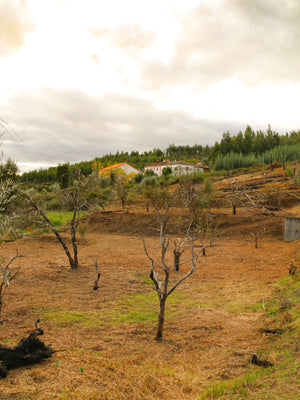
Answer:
295, 167, 300, 185
45, 197, 63, 211
134, 173, 144, 183
85, 191, 98, 199
285, 168, 293, 177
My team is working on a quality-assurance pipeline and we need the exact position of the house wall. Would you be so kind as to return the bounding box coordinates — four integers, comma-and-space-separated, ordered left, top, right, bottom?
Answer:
145, 164, 203, 176
119, 164, 140, 175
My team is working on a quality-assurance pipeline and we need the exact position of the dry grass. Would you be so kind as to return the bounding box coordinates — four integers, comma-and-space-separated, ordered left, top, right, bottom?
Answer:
0, 196, 299, 398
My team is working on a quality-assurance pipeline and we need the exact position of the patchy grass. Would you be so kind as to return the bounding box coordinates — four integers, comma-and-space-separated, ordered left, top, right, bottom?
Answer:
199, 368, 274, 399
41, 290, 190, 328
46, 211, 89, 227
42, 307, 103, 328
107, 290, 188, 324
1, 194, 300, 400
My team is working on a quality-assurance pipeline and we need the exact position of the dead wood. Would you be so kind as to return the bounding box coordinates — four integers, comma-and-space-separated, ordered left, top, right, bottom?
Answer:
93, 260, 101, 290
289, 262, 297, 277
259, 328, 283, 335
250, 353, 273, 367
0, 333, 54, 378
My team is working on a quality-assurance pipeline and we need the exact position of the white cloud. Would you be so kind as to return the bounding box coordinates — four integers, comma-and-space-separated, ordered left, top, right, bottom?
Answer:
0, 0, 33, 57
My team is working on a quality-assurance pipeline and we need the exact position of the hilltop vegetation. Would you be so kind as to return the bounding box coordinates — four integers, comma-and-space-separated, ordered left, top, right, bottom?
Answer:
19, 125, 300, 184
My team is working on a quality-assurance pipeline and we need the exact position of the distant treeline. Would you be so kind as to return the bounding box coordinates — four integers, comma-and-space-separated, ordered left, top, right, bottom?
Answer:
20, 125, 300, 183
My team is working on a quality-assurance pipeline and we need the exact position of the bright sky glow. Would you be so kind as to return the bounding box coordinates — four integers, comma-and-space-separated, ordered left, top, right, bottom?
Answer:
0, 0, 299, 172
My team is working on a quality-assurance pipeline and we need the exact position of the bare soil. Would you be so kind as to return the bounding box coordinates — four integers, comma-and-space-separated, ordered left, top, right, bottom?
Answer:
0, 170, 299, 399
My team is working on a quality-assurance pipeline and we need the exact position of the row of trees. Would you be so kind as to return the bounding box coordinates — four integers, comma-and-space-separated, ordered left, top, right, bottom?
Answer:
20, 125, 300, 184
213, 144, 300, 171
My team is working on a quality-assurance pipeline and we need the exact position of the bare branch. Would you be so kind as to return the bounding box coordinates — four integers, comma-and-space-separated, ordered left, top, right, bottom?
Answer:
141, 237, 165, 272
18, 188, 77, 269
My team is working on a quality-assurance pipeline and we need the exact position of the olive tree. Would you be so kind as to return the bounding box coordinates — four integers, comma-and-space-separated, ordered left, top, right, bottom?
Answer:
0, 153, 20, 319
142, 186, 203, 340
18, 168, 95, 269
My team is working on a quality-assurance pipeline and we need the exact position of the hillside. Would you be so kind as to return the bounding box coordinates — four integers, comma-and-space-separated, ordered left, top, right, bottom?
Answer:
0, 168, 299, 399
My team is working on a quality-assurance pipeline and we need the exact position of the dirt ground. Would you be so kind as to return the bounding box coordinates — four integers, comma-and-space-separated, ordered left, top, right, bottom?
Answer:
1, 175, 300, 399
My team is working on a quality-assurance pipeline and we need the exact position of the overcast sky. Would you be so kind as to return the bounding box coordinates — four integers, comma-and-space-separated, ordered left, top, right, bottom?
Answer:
1, 0, 299, 172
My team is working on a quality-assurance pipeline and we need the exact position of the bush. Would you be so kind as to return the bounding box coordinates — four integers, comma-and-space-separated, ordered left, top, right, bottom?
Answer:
45, 197, 63, 211
285, 168, 293, 177
50, 183, 60, 192
144, 169, 156, 177
85, 191, 98, 199
141, 176, 158, 188
134, 173, 144, 183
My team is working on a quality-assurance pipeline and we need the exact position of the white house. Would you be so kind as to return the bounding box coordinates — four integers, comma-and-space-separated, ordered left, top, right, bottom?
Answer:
144, 160, 205, 176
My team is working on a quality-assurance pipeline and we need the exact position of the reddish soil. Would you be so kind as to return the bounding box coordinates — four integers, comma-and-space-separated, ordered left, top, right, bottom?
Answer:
0, 171, 299, 399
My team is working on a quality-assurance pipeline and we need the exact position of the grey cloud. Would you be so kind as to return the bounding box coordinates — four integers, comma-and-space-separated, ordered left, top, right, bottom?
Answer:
2, 88, 247, 165
0, 0, 34, 57
141, 0, 300, 89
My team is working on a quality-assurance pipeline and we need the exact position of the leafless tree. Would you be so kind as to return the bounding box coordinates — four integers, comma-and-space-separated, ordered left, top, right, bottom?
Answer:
142, 188, 203, 340
0, 252, 22, 318
229, 179, 240, 215
18, 168, 89, 269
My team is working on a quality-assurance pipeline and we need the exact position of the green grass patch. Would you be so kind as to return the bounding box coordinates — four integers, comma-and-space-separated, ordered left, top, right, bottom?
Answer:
106, 290, 187, 324
46, 211, 88, 227
41, 290, 192, 328
41, 307, 103, 328
199, 368, 273, 399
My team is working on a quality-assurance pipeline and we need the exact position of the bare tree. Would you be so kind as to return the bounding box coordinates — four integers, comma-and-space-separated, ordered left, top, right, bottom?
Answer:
0, 123, 21, 319
142, 188, 202, 340
18, 168, 89, 269
229, 179, 239, 215
0, 253, 22, 318
250, 228, 266, 249
0, 168, 20, 319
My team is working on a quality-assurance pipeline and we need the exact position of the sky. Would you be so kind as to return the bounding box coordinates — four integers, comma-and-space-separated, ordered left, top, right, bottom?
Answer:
0, 0, 299, 172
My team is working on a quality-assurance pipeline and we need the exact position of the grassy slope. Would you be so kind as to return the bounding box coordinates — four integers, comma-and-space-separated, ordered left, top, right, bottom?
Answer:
200, 273, 300, 399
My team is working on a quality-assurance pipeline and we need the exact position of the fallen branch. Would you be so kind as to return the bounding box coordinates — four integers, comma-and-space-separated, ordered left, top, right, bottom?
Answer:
0, 333, 54, 378
260, 328, 283, 335
250, 353, 273, 367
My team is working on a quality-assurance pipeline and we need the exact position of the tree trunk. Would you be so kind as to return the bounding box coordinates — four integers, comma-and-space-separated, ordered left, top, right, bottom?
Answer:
174, 250, 180, 271
156, 297, 166, 340
70, 225, 79, 269
233, 205, 236, 215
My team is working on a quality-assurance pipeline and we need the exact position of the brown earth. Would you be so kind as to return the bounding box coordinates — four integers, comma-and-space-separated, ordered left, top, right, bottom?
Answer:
0, 170, 300, 399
